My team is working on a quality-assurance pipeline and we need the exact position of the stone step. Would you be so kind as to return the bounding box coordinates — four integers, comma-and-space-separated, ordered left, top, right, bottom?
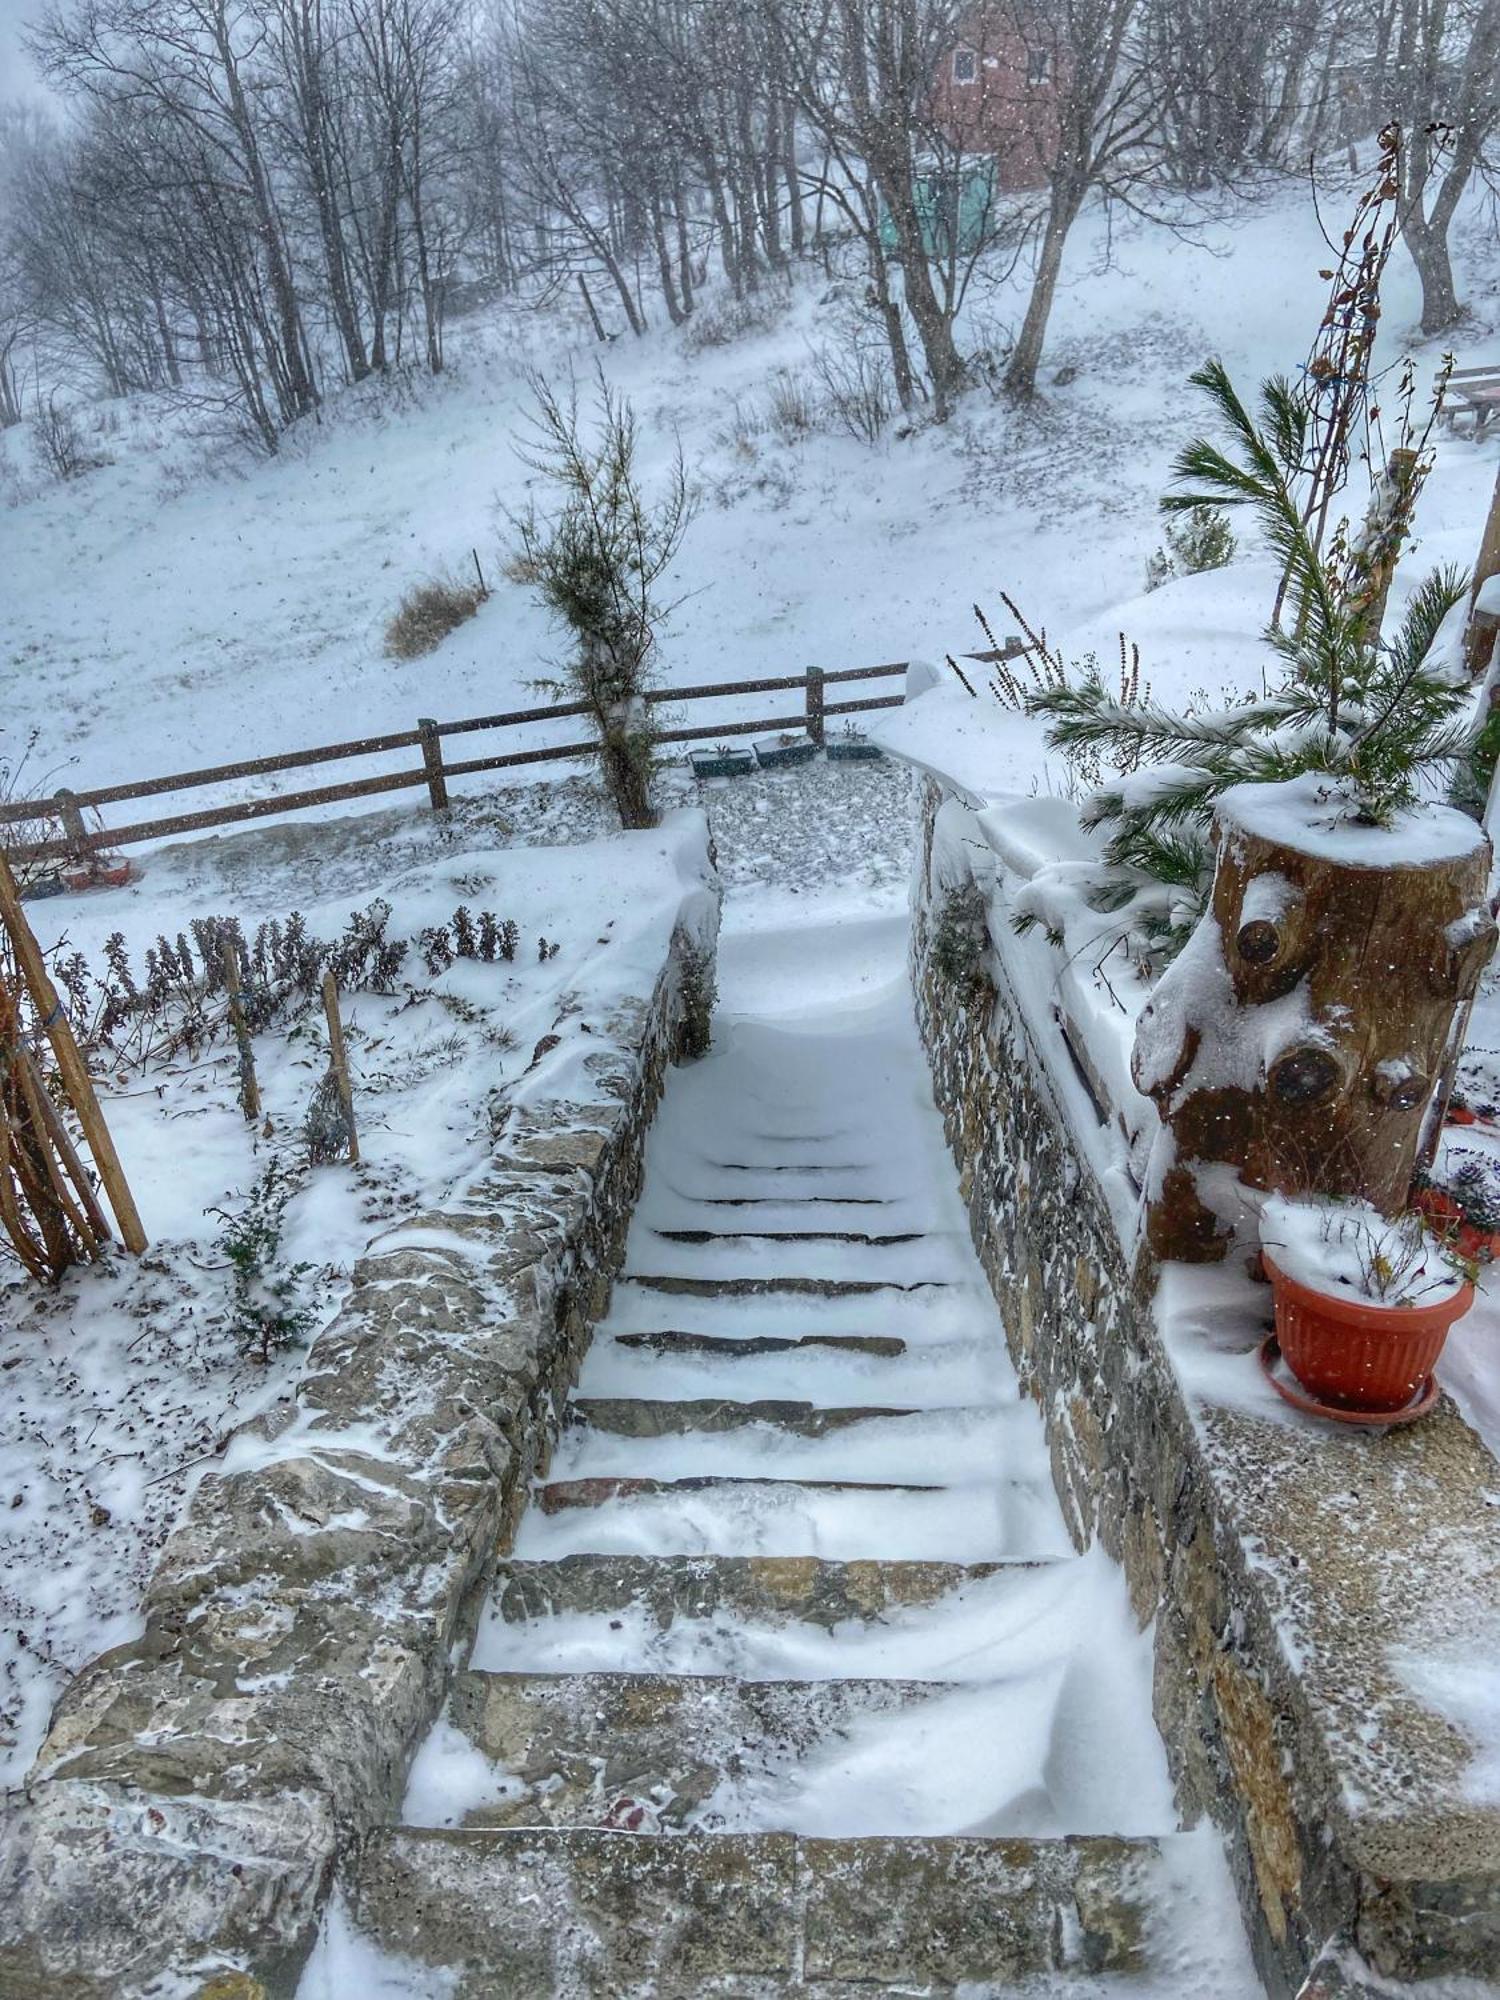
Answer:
684, 1194, 894, 1208
610, 1329, 906, 1359
350, 1825, 1174, 1995
435, 1669, 971, 1830
535, 1474, 943, 1514
549, 1401, 1035, 1490
622, 1274, 952, 1298
513, 1475, 1064, 1564
485, 1553, 1029, 1632
652, 1227, 924, 1247
566, 1398, 927, 1437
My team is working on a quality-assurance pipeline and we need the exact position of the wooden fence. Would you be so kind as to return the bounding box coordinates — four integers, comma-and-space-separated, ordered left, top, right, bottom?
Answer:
0, 661, 912, 867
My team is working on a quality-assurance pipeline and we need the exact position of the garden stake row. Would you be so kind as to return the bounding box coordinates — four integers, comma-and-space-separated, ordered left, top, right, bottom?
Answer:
0, 845, 146, 1271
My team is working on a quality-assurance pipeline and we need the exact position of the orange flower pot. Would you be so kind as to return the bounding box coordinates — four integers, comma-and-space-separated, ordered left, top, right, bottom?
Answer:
1414, 1185, 1500, 1263
1263, 1254, 1472, 1413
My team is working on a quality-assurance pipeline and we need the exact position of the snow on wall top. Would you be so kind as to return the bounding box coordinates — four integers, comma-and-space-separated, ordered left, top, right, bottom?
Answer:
869, 662, 1061, 808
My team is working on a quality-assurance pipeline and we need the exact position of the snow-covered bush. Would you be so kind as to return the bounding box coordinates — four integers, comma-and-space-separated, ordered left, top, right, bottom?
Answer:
766, 368, 819, 443
681, 286, 784, 353
808, 340, 894, 443
1144, 504, 1235, 592
31, 396, 108, 483
384, 565, 490, 660
207, 1157, 319, 1364
508, 371, 691, 830
1420, 1148, 1500, 1232
49, 898, 515, 1069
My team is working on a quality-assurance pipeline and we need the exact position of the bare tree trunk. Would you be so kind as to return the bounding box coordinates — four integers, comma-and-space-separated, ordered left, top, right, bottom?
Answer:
1003, 188, 1079, 401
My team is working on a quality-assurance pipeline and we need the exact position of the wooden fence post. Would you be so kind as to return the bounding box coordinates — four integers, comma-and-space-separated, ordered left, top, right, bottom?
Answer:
221, 935, 260, 1123
418, 718, 449, 811
321, 971, 359, 1164
0, 847, 147, 1253
805, 668, 825, 749
54, 788, 90, 866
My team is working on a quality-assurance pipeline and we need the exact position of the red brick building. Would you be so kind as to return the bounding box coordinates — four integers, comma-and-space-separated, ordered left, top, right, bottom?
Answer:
929, 8, 1062, 191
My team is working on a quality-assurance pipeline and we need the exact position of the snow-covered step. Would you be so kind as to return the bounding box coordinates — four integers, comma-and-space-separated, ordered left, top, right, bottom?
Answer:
622, 1273, 958, 1299
413, 1669, 1104, 1836
480, 1553, 1035, 1644
574, 1331, 1015, 1408
607, 1328, 907, 1359
512, 1472, 1073, 1563
553, 1402, 1041, 1485
627, 1233, 971, 1283
600, 1278, 993, 1340
349, 1825, 1235, 1993
651, 1227, 924, 1246
537, 1474, 946, 1512
567, 1397, 927, 1436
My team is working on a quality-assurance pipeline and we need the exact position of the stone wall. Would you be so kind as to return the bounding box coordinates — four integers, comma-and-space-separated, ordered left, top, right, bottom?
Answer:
910, 778, 1500, 1999
0, 906, 718, 2000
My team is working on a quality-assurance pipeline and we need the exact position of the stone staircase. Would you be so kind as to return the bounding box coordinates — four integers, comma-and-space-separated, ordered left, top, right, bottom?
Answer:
346, 996, 1256, 1996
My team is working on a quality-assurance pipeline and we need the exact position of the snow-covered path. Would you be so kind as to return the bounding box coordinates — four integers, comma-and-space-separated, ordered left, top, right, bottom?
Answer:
318, 900, 1263, 1994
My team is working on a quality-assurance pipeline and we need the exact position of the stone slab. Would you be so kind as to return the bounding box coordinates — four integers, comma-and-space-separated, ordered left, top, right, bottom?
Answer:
445, 1671, 962, 1827
349, 1827, 1169, 1996
487, 1552, 1022, 1630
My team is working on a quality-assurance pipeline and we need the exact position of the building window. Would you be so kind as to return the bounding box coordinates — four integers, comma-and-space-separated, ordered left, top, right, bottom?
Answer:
1026, 48, 1051, 86
952, 47, 977, 84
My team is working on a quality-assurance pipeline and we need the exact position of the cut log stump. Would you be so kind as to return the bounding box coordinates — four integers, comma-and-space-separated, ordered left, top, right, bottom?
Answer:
1132, 775, 1496, 1262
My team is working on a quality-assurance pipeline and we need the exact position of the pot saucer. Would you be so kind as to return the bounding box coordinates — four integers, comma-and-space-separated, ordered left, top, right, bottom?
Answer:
1257, 1334, 1440, 1427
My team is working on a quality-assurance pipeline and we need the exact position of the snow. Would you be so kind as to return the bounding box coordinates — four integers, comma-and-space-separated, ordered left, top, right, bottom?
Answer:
472, 902, 1180, 1841
6, 155, 1500, 1994
297, 1895, 460, 2000
1218, 772, 1489, 866
0, 795, 711, 1787
1260, 1193, 1467, 1308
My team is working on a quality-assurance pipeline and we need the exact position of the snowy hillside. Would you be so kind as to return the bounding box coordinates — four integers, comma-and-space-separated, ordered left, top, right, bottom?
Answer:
6, 177, 1500, 812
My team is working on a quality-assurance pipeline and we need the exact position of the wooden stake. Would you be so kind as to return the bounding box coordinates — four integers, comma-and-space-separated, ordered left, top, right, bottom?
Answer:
0, 846, 147, 1253
1465, 461, 1500, 674
321, 971, 359, 1164
14, 1048, 106, 1252
221, 934, 260, 1122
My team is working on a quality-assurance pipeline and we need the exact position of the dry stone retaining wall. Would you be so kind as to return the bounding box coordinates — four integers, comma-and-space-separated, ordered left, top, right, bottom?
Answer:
909, 777, 1500, 2000
0, 880, 719, 2000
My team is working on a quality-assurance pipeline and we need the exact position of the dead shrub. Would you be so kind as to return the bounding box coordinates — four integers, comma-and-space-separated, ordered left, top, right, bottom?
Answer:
384, 566, 490, 660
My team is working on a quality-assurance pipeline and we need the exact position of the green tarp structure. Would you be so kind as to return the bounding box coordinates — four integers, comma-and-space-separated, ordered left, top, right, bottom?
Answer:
878, 161, 998, 260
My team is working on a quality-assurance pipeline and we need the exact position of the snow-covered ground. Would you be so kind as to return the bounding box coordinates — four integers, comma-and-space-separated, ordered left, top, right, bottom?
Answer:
5, 172, 1499, 822
7, 152, 1500, 1988
0, 788, 717, 1787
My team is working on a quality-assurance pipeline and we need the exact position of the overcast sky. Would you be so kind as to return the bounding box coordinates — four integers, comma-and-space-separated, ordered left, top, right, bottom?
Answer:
0, 0, 51, 105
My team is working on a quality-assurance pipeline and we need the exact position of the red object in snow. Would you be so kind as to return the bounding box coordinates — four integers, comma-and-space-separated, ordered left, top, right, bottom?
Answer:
63, 859, 132, 893
1263, 1254, 1471, 1414
1413, 1184, 1500, 1263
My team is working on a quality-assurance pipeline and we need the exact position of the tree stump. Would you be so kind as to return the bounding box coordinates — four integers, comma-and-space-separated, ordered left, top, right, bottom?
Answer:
1132, 775, 1496, 1262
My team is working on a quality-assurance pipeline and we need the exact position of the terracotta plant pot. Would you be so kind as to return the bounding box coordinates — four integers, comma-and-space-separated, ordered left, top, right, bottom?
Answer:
1413, 1185, 1500, 1264
1263, 1254, 1473, 1412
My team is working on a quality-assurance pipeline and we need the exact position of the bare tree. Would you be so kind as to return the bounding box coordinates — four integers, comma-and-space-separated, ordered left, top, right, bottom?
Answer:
1001, 0, 1163, 400
1386, 0, 1500, 334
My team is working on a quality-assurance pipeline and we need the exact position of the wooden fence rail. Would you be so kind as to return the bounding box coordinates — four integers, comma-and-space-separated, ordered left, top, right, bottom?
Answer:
3, 660, 913, 868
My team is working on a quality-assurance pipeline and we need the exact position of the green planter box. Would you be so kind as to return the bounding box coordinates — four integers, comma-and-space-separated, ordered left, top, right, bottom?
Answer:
753, 733, 817, 770
827, 735, 884, 762
689, 746, 755, 779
